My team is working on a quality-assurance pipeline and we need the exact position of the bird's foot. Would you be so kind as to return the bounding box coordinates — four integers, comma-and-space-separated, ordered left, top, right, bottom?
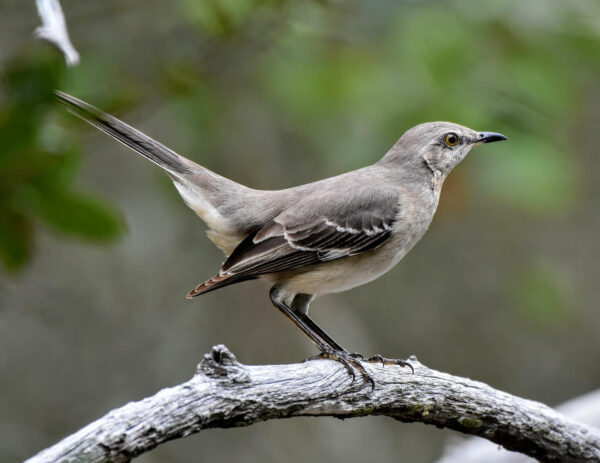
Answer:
306, 349, 376, 390
365, 354, 414, 374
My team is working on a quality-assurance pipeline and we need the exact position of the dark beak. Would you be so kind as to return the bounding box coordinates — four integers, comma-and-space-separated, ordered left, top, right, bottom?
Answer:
476, 131, 508, 144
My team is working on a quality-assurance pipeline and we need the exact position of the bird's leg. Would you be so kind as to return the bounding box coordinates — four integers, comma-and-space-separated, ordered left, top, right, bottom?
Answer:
291, 295, 413, 375
269, 288, 374, 388
297, 314, 346, 352
269, 290, 355, 379
291, 294, 347, 352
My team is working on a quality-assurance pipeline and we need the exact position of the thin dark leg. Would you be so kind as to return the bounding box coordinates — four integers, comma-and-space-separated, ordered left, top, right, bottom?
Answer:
296, 313, 347, 353
269, 287, 375, 388
289, 292, 414, 375
270, 295, 332, 353
269, 294, 356, 380
298, 319, 413, 373
291, 293, 347, 353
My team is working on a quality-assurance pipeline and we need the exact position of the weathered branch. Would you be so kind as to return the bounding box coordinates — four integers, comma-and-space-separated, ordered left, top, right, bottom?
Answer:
26, 345, 600, 463
437, 388, 600, 463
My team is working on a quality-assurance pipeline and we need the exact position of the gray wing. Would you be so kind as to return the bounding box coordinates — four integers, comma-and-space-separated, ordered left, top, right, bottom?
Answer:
219, 187, 399, 277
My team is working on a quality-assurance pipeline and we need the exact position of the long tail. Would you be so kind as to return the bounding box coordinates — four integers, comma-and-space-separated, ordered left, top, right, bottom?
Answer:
55, 90, 254, 255
186, 274, 258, 298
55, 90, 197, 176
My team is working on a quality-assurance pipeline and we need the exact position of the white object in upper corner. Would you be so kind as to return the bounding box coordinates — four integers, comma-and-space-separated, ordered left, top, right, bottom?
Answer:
34, 0, 80, 66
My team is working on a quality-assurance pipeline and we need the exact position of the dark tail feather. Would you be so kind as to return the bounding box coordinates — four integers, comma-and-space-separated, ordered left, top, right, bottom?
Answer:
186, 274, 258, 298
55, 90, 194, 175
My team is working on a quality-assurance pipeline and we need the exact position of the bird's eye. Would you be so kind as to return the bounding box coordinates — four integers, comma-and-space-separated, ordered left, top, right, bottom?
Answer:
444, 133, 459, 147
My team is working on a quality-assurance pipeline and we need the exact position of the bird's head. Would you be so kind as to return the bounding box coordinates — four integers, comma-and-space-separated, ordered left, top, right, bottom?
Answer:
381, 121, 507, 183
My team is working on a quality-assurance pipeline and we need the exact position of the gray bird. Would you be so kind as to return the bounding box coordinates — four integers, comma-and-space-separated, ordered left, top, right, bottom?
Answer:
56, 91, 507, 378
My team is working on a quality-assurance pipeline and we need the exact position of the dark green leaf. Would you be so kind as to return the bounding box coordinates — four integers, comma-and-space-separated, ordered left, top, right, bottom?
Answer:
15, 187, 125, 242
0, 207, 32, 272
2, 48, 62, 108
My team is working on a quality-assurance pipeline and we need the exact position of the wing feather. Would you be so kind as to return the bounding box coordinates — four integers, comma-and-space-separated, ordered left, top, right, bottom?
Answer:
219, 188, 399, 278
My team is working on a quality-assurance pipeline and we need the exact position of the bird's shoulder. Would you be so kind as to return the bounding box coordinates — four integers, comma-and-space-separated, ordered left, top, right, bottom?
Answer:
269, 182, 400, 236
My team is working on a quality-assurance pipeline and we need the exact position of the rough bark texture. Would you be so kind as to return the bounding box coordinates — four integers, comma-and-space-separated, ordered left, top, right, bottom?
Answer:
26, 345, 600, 463
437, 388, 600, 463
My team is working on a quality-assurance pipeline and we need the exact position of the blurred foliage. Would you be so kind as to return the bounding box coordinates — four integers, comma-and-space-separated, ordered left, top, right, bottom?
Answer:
253, 2, 596, 211
0, 49, 124, 272
1, 0, 598, 269
181, 0, 287, 37
512, 263, 570, 329
0, 0, 597, 272
156, 0, 600, 214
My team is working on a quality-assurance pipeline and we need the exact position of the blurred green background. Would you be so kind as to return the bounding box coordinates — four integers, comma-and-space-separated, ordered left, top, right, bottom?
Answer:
1, 1, 599, 462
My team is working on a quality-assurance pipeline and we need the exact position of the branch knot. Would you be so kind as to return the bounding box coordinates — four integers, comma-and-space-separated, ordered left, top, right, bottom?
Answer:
196, 344, 250, 383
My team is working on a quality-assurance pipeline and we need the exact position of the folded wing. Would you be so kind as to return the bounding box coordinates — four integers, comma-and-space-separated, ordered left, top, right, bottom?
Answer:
188, 187, 399, 297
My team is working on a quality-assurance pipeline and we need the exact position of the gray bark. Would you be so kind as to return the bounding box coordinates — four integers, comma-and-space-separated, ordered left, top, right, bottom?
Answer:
437, 388, 600, 463
25, 345, 600, 463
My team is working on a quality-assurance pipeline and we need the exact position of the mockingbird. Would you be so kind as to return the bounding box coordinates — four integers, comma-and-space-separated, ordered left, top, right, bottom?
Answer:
56, 91, 507, 380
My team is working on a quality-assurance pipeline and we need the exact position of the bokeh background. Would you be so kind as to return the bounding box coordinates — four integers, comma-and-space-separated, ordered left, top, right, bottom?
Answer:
1, 1, 599, 462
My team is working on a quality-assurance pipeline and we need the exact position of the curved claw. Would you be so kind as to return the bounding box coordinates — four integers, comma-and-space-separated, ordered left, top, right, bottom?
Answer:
367, 354, 386, 367
312, 351, 356, 382
311, 350, 375, 390
398, 359, 414, 374
308, 350, 414, 389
